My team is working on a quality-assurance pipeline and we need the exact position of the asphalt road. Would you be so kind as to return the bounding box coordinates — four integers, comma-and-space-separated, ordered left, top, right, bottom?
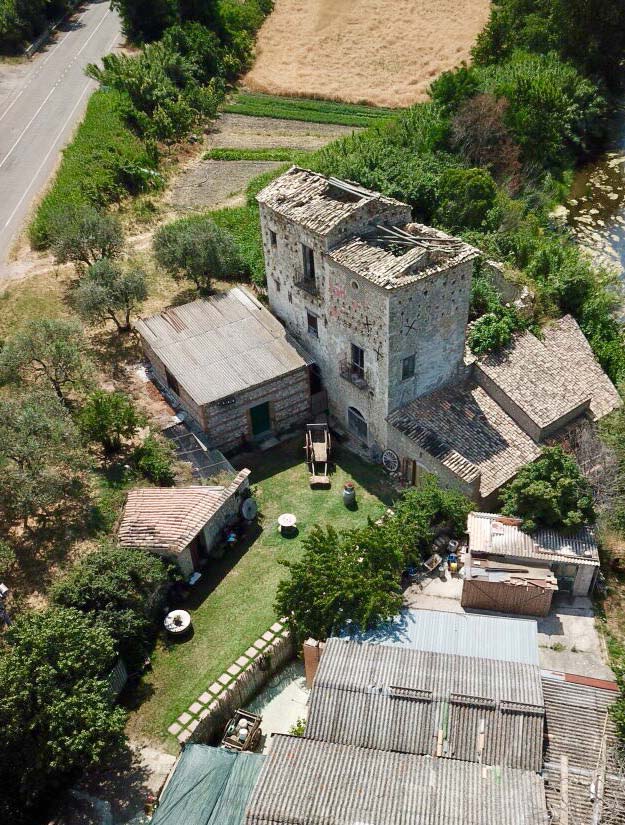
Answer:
0, 1, 121, 274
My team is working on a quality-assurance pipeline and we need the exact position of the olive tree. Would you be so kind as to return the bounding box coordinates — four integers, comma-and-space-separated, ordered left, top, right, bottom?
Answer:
70, 259, 149, 332
78, 389, 145, 454
50, 206, 124, 270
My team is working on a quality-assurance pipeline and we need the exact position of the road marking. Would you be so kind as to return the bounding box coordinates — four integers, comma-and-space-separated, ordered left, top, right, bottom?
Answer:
0, 85, 57, 171
3, 81, 93, 230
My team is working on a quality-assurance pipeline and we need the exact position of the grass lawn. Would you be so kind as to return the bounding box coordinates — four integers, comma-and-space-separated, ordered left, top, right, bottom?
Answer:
222, 92, 397, 127
124, 438, 395, 749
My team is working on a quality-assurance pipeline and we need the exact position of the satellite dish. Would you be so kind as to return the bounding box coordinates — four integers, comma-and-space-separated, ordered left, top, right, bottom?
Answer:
241, 498, 258, 521
382, 449, 400, 473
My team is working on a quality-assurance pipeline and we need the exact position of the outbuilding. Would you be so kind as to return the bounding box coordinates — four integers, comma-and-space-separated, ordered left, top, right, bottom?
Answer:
118, 470, 251, 576
135, 287, 315, 454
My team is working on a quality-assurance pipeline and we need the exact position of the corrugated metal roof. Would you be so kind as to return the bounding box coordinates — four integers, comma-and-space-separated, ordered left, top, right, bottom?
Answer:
135, 288, 312, 406
339, 608, 539, 665
256, 166, 407, 238
245, 735, 548, 825
305, 638, 544, 772
467, 512, 600, 567
118, 470, 250, 555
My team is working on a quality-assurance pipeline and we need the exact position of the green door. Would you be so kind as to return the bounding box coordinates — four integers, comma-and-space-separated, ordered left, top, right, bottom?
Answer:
250, 401, 271, 437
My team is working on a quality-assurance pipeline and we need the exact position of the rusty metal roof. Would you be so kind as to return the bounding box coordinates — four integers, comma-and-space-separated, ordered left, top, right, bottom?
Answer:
305, 638, 544, 772
135, 288, 312, 406
467, 512, 600, 567
118, 470, 250, 555
245, 735, 549, 825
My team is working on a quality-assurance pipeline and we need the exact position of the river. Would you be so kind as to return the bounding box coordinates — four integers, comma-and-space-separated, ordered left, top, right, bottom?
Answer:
566, 103, 625, 276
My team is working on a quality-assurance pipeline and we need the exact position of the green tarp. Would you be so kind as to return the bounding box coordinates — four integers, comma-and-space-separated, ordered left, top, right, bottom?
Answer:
152, 745, 265, 825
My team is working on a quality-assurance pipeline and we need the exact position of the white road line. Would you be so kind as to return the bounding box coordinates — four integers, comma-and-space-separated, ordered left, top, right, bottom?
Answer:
0, 85, 57, 171
74, 7, 110, 61
4, 81, 93, 230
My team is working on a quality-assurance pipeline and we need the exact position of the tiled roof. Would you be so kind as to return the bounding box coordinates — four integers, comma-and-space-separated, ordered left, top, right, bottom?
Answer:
256, 166, 407, 238
467, 512, 600, 567
329, 222, 480, 289
118, 470, 250, 555
387, 380, 541, 497
541, 675, 622, 824
339, 608, 540, 665
305, 638, 544, 772
135, 288, 312, 406
475, 315, 621, 430
245, 735, 549, 825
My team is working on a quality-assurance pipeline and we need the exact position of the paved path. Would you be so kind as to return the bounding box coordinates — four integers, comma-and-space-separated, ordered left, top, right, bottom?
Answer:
0, 0, 121, 275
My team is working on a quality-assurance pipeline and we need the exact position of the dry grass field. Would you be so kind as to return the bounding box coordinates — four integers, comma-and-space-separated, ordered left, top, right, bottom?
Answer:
244, 0, 491, 108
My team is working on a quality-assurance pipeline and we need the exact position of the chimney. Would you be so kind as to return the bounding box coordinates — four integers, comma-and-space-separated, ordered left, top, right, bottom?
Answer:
303, 638, 325, 688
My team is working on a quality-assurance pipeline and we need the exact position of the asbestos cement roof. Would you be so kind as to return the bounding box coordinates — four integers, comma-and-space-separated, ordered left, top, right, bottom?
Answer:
387, 380, 541, 497
305, 638, 544, 772
245, 735, 548, 825
118, 470, 250, 555
339, 608, 539, 665
475, 315, 621, 430
256, 166, 407, 238
467, 512, 600, 567
135, 288, 312, 406
329, 222, 480, 289
541, 674, 623, 825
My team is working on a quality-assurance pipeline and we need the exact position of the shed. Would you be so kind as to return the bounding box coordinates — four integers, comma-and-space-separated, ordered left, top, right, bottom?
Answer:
118, 470, 250, 576
467, 512, 600, 597
462, 557, 558, 617
135, 287, 314, 453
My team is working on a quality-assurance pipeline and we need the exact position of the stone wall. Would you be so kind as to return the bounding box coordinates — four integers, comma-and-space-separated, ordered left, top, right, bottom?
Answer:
200, 470, 251, 552
142, 340, 206, 429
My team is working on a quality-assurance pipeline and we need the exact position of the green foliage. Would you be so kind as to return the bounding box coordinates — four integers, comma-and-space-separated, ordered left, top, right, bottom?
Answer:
0, 317, 92, 403
30, 90, 159, 249
52, 543, 171, 668
0, 540, 16, 577
0, 391, 86, 529
153, 213, 245, 292
473, 0, 625, 91
132, 433, 176, 485
210, 204, 265, 286
50, 206, 124, 269
500, 446, 596, 533
111, 0, 221, 43
467, 304, 526, 355
435, 166, 498, 230
70, 258, 149, 331
429, 64, 481, 112
289, 718, 306, 737
222, 91, 397, 127
204, 147, 309, 162
0, 0, 73, 54
0, 607, 126, 822
78, 390, 145, 454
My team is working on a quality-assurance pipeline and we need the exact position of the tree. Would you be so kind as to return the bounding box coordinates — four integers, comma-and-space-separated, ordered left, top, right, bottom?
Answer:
78, 390, 145, 454
0, 318, 92, 404
132, 433, 176, 485
0, 391, 87, 529
0, 607, 126, 823
500, 446, 596, 533
275, 523, 404, 642
111, 0, 222, 43
435, 166, 498, 230
70, 258, 148, 332
153, 215, 245, 293
50, 206, 124, 270
52, 544, 171, 668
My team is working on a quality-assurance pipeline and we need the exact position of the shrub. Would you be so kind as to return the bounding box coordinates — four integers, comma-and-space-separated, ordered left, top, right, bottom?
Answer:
132, 433, 176, 485
30, 91, 159, 249
153, 214, 246, 292
435, 167, 498, 230
467, 305, 526, 355
78, 390, 146, 454
500, 445, 596, 533
0, 541, 16, 577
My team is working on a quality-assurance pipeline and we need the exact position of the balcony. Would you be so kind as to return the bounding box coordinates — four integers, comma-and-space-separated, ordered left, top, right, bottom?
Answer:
339, 357, 371, 391
294, 277, 319, 297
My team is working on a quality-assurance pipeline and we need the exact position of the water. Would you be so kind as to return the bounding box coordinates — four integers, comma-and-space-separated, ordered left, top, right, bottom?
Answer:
566, 103, 625, 275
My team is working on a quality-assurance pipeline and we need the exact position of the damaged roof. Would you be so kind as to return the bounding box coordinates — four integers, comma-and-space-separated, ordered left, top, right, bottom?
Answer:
135, 288, 312, 406
467, 512, 600, 567
245, 735, 549, 825
256, 166, 408, 238
118, 470, 249, 555
305, 637, 544, 772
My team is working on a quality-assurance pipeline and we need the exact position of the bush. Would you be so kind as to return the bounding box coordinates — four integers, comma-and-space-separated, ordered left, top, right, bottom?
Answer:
78, 390, 145, 454
153, 214, 246, 292
467, 305, 526, 355
435, 166, 498, 230
52, 544, 171, 668
0, 540, 16, 577
30, 91, 159, 249
132, 433, 176, 485
500, 445, 596, 533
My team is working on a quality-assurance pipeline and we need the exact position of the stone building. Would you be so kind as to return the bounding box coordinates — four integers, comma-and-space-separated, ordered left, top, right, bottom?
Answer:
257, 167, 621, 504
135, 287, 314, 454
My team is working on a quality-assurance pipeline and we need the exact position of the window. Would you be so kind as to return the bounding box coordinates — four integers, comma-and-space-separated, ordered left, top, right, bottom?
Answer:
351, 344, 365, 380
165, 368, 180, 396
269, 229, 277, 247
307, 311, 319, 337
402, 354, 415, 380
348, 407, 368, 441
302, 244, 316, 281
